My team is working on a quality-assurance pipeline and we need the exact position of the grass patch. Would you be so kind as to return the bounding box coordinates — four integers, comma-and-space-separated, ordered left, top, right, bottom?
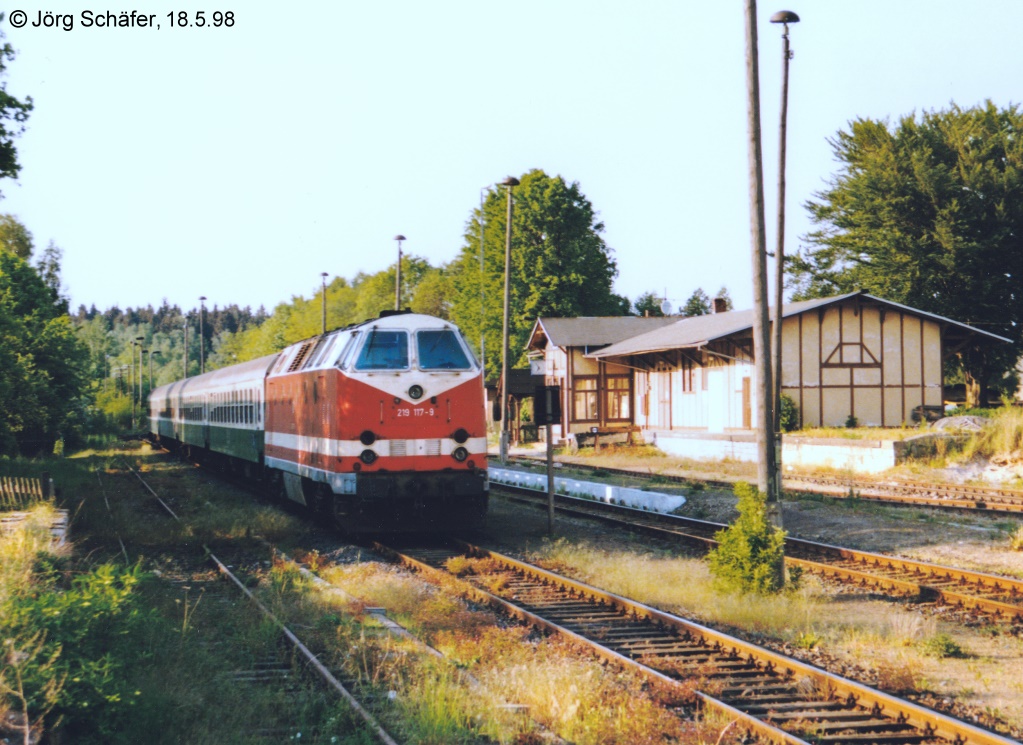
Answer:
531, 538, 825, 639
318, 560, 718, 745
958, 407, 1023, 462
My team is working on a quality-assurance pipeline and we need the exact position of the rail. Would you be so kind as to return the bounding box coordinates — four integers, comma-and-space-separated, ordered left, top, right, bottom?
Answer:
379, 539, 1018, 745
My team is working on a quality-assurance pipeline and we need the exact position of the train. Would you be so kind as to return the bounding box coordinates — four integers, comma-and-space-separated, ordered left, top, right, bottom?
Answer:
148, 310, 489, 532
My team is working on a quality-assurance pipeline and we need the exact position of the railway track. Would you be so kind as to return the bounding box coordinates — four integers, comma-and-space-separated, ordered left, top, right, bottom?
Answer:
500, 455, 1023, 515
380, 539, 1016, 745
494, 483, 1023, 628
119, 461, 400, 745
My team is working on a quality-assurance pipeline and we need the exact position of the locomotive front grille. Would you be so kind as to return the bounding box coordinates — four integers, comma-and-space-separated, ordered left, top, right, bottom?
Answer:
390, 440, 408, 457
425, 439, 441, 456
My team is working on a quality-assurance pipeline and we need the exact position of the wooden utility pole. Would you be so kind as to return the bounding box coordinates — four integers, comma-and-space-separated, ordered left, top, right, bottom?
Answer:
743, 0, 782, 528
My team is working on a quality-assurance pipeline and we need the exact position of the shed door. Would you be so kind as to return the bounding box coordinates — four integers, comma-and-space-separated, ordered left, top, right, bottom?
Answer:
657, 370, 672, 429
741, 377, 751, 429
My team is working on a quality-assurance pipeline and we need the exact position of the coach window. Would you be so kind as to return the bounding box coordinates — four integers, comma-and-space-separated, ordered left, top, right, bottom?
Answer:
354, 330, 409, 371
416, 329, 472, 370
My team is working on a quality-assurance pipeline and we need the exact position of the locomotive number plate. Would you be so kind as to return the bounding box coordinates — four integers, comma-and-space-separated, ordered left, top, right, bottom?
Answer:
395, 406, 436, 418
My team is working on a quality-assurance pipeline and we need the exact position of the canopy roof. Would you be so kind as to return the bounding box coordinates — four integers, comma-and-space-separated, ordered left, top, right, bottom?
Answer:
587, 292, 1011, 360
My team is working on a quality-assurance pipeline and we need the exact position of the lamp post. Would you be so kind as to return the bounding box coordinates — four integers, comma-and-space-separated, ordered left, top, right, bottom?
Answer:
130, 341, 138, 429
499, 176, 519, 463
183, 315, 189, 378
770, 9, 799, 448
393, 235, 405, 311
321, 272, 329, 334
199, 296, 207, 375
479, 186, 489, 371
148, 350, 159, 391
136, 336, 145, 419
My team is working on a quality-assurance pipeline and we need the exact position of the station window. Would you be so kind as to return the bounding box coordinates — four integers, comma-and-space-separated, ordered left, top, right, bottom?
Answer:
573, 377, 599, 422
605, 376, 631, 421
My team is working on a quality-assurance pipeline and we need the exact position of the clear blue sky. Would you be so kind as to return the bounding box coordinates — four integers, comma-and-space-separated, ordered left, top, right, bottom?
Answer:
0, 0, 1017, 316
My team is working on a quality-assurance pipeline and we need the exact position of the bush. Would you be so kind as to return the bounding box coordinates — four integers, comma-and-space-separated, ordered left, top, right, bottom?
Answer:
919, 633, 966, 659
779, 394, 800, 432
1, 562, 151, 741
707, 482, 787, 594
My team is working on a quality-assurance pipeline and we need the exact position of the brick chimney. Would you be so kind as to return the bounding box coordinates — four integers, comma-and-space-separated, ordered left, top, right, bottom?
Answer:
713, 297, 729, 314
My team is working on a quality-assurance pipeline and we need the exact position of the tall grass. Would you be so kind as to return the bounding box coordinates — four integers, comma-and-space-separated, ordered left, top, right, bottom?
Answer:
960, 407, 1023, 461
534, 538, 824, 638
319, 561, 718, 745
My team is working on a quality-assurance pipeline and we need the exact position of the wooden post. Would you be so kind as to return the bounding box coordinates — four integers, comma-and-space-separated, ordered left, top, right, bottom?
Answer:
744, 0, 783, 529
546, 422, 555, 536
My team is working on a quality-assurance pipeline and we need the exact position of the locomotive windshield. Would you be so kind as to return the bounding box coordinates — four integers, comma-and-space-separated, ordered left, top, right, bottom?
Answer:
416, 329, 473, 370
354, 330, 409, 370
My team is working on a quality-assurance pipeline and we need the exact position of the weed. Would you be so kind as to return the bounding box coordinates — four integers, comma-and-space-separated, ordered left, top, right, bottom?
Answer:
920, 633, 968, 659
793, 631, 823, 649
706, 482, 787, 595
1009, 525, 1023, 552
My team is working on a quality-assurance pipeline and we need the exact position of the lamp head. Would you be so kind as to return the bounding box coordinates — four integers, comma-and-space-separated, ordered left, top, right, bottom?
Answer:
500, 176, 520, 187
770, 10, 800, 23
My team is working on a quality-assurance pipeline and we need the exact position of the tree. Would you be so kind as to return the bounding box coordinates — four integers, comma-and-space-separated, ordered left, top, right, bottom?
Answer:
0, 213, 32, 258
714, 286, 734, 311
0, 251, 88, 453
411, 267, 454, 319
0, 19, 31, 194
788, 102, 1023, 406
632, 291, 665, 317
449, 169, 629, 379
680, 288, 712, 317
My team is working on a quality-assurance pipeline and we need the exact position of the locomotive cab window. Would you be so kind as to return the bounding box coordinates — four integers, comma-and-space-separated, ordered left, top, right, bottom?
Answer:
335, 331, 361, 370
416, 329, 473, 370
354, 330, 409, 371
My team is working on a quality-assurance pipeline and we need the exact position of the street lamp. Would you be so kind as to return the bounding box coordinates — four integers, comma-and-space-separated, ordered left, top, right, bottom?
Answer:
136, 336, 145, 419
183, 314, 190, 379
321, 272, 329, 334
393, 235, 406, 311
199, 296, 207, 375
130, 340, 138, 429
148, 350, 160, 391
499, 176, 519, 463
479, 186, 489, 371
770, 9, 799, 437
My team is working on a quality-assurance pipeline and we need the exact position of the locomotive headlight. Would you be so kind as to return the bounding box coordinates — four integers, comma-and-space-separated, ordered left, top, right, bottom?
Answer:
452, 447, 469, 463
408, 384, 424, 400
453, 428, 469, 444
359, 430, 376, 445
360, 449, 378, 464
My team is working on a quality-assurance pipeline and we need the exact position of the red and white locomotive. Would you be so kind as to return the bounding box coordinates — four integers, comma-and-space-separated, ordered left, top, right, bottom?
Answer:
150, 311, 489, 531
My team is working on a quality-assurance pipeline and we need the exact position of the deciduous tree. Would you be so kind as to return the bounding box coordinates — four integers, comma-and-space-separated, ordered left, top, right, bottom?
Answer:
788, 102, 1023, 405
681, 288, 712, 317
632, 291, 665, 317
449, 169, 628, 379
0, 18, 31, 193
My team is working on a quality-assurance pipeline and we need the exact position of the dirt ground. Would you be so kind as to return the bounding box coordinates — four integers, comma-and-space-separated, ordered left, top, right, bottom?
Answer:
501, 446, 1023, 581
475, 485, 1023, 739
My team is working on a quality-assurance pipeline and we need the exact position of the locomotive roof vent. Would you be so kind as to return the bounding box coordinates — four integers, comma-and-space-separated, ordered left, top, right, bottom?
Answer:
378, 308, 413, 318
